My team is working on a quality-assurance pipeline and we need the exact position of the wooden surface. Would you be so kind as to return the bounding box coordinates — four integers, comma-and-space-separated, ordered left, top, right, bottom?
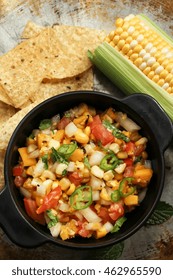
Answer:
0, 0, 173, 260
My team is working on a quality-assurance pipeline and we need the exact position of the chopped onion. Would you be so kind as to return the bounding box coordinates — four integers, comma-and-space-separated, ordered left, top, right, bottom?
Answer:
80, 208, 101, 223
20, 187, 31, 198
59, 202, 70, 212
65, 121, 78, 137
104, 221, 114, 233
144, 160, 152, 168
49, 222, 62, 237
28, 149, 40, 158
92, 190, 100, 201
27, 144, 37, 154
117, 112, 141, 132
33, 159, 45, 177
89, 151, 105, 166
67, 161, 75, 172
89, 175, 104, 190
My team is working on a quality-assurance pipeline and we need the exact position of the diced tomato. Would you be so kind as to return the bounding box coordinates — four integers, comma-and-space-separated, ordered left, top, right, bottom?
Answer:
57, 116, 71, 129
14, 176, 25, 187
77, 221, 91, 238
89, 115, 114, 146
123, 166, 135, 177
24, 198, 45, 225
68, 171, 83, 187
134, 144, 144, 156
12, 165, 24, 176
123, 158, 133, 166
98, 207, 113, 224
108, 202, 124, 221
124, 142, 136, 155
36, 186, 62, 214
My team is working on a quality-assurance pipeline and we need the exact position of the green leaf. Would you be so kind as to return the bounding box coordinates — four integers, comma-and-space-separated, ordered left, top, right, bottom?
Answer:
39, 119, 51, 130
146, 201, 173, 225
93, 242, 124, 260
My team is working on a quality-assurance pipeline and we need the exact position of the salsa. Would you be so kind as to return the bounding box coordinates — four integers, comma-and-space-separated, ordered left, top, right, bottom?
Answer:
13, 103, 153, 240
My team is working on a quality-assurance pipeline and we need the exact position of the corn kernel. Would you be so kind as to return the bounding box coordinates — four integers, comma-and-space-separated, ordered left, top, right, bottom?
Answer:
165, 73, 173, 83
147, 71, 155, 79
120, 31, 129, 40
117, 39, 125, 49
133, 44, 143, 53
113, 35, 120, 44
109, 41, 115, 47
170, 79, 173, 86
134, 57, 143, 67
116, 27, 124, 35
160, 69, 169, 79
122, 22, 129, 31
126, 36, 133, 44
165, 63, 173, 72
143, 67, 151, 75
152, 75, 160, 83
115, 18, 124, 27
157, 79, 165, 87
130, 53, 138, 61
151, 62, 160, 71
167, 87, 172, 94
132, 30, 139, 39
109, 30, 115, 40
122, 43, 130, 54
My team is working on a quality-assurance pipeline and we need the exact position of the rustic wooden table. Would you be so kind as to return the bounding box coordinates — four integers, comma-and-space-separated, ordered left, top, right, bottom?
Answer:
0, 0, 173, 259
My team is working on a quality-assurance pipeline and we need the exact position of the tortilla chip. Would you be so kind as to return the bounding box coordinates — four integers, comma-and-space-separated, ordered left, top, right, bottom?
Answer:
32, 68, 93, 103
0, 25, 104, 108
0, 101, 17, 127
0, 149, 5, 190
0, 102, 39, 151
21, 21, 44, 39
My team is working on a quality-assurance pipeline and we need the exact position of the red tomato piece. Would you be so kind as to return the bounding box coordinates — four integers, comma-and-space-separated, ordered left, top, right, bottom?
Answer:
123, 166, 135, 177
14, 176, 25, 187
36, 186, 62, 214
134, 144, 144, 156
123, 158, 133, 166
12, 165, 24, 176
68, 172, 83, 187
89, 115, 114, 146
57, 116, 71, 129
98, 207, 113, 224
124, 142, 136, 156
108, 203, 124, 221
24, 198, 45, 225
77, 221, 91, 238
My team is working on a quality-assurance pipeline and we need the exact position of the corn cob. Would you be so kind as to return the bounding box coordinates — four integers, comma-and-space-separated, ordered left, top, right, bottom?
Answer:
88, 14, 173, 120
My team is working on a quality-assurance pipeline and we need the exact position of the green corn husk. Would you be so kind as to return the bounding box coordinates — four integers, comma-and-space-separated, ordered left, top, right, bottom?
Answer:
88, 42, 173, 120
88, 15, 173, 121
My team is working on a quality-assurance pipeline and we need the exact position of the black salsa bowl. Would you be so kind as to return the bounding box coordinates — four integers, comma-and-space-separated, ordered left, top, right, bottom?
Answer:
0, 91, 172, 249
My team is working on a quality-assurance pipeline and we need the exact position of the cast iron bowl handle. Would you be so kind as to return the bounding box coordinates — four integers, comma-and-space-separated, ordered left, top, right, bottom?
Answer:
0, 186, 46, 247
121, 94, 173, 151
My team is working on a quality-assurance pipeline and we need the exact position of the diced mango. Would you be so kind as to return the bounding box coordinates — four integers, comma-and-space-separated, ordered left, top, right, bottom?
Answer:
18, 147, 36, 166
53, 129, 65, 141
69, 148, 84, 162
96, 226, 107, 239
124, 194, 138, 206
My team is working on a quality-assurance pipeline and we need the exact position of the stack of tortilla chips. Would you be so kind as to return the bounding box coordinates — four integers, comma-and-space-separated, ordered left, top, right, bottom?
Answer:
0, 21, 105, 189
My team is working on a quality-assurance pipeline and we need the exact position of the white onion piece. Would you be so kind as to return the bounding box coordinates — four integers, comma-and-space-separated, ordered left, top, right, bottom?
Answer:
80, 208, 101, 223
27, 144, 37, 154
65, 121, 78, 137
33, 159, 45, 177
92, 190, 100, 201
28, 149, 40, 158
104, 221, 114, 233
117, 112, 141, 131
49, 222, 62, 237
20, 187, 31, 198
59, 202, 70, 212
89, 175, 104, 190
67, 161, 75, 172
89, 151, 105, 166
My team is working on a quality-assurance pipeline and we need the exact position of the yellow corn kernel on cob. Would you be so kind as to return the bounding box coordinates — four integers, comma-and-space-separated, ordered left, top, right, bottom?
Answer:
104, 14, 173, 95
88, 14, 173, 120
